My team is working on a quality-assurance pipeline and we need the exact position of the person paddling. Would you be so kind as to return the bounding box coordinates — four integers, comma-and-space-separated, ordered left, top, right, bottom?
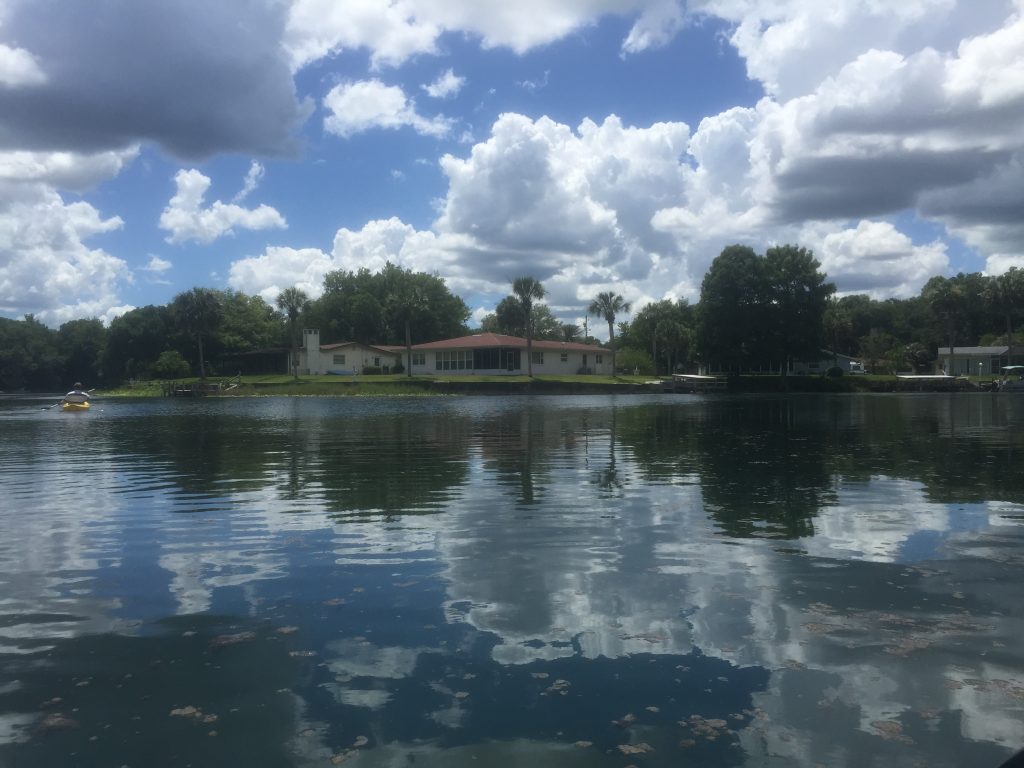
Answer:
62, 383, 90, 405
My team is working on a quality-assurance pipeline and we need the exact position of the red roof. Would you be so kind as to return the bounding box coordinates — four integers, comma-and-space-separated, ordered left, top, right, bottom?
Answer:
412, 333, 607, 352
319, 341, 397, 354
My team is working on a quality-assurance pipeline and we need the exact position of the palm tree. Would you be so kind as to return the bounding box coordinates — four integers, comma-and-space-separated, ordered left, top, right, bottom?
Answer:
389, 286, 428, 377
559, 323, 581, 342
656, 319, 690, 374
512, 276, 546, 377
588, 291, 631, 376
823, 296, 852, 369
276, 287, 310, 379
922, 276, 964, 375
984, 267, 1024, 349
171, 287, 222, 380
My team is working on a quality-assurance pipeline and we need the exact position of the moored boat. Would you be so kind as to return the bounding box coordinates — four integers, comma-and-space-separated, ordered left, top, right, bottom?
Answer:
996, 365, 1024, 392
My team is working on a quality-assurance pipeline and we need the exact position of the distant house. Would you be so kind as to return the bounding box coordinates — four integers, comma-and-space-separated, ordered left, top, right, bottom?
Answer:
297, 329, 401, 375
700, 350, 863, 376
937, 346, 1024, 376
790, 351, 864, 375
407, 333, 612, 376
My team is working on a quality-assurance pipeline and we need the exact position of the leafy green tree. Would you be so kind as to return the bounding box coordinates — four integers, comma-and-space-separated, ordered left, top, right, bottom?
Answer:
386, 283, 428, 377
859, 330, 898, 374
172, 288, 223, 380
311, 263, 469, 346
922, 276, 966, 374
656, 319, 692, 374
57, 318, 105, 386
102, 305, 174, 383
512, 276, 546, 377
349, 292, 385, 345
764, 244, 835, 379
904, 342, 934, 373
216, 291, 282, 353
491, 295, 527, 336
152, 350, 191, 378
559, 323, 581, 342
0, 316, 62, 391
275, 286, 310, 379
823, 297, 852, 367
984, 267, 1024, 346
588, 291, 631, 375
531, 305, 563, 340
616, 347, 654, 376
697, 245, 771, 372
620, 299, 694, 375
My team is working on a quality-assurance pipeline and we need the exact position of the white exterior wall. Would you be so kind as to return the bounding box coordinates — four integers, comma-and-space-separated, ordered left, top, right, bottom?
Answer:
317, 347, 399, 375
298, 330, 399, 375
409, 348, 612, 376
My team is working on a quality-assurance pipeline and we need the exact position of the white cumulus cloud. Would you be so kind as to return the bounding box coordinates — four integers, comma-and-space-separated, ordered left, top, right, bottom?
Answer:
227, 245, 335, 304
228, 219, 471, 302
0, 183, 130, 326
233, 161, 265, 203
0, 147, 138, 191
0, 43, 47, 87
285, 0, 684, 71
144, 255, 172, 273
812, 220, 949, 299
323, 80, 453, 138
160, 168, 287, 245
422, 68, 465, 99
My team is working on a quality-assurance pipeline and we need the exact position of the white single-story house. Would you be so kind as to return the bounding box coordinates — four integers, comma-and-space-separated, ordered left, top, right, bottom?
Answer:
297, 329, 401, 375
407, 333, 613, 376
699, 350, 864, 376
937, 346, 1024, 376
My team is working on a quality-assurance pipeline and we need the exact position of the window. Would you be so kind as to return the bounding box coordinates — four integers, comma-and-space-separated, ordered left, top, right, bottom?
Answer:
473, 349, 499, 369
333, 354, 346, 365
412, 352, 425, 366
374, 357, 381, 367
532, 351, 544, 364
596, 354, 603, 364
435, 350, 473, 371
560, 352, 568, 362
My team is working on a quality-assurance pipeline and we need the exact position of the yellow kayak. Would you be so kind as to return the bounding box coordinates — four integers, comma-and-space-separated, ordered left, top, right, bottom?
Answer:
60, 400, 91, 412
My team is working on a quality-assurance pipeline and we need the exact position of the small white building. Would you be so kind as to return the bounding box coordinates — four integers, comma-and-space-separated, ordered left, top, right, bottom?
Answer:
408, 333, 613, 376
297, 329, 401, 375
937, 345, 1024, 376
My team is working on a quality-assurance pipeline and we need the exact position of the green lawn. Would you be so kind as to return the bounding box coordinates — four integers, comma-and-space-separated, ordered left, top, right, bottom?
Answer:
100, 372, 654, 397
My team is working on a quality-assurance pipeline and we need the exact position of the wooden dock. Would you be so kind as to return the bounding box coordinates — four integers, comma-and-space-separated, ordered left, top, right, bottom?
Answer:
656, 374, 728, 393
162, 377, 241, 397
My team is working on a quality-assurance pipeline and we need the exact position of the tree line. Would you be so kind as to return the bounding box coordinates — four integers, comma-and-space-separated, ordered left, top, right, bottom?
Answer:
1, 246, 1022, 390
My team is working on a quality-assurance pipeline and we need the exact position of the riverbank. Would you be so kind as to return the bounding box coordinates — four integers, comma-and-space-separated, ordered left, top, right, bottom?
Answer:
96, 372, 986, 398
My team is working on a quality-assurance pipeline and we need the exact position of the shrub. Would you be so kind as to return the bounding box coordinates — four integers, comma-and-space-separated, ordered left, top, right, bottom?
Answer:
361, 366, 382, 375
825, 366, 844, 378
616, 347, 655, 375
152, 350, 191, 379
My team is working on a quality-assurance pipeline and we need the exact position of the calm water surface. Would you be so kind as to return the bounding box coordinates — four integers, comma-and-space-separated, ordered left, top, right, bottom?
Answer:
0, 393, 1022, 767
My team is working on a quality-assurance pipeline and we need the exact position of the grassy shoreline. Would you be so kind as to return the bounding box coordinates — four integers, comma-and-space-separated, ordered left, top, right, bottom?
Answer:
94, 372, 933, 398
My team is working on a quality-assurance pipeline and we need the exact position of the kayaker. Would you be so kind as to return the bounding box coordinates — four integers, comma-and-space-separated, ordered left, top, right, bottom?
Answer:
63, 383, 90, 405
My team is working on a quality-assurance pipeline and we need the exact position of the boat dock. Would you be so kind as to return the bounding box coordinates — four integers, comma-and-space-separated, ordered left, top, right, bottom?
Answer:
162, 376, 241, 397
654, 374, 728, 393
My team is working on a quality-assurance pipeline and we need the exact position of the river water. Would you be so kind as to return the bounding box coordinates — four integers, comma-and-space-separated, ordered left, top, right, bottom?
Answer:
0, 393, 1022, 767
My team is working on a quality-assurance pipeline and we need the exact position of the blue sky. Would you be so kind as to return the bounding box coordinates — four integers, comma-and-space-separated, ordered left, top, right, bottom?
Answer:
2, 0, 1023, 335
